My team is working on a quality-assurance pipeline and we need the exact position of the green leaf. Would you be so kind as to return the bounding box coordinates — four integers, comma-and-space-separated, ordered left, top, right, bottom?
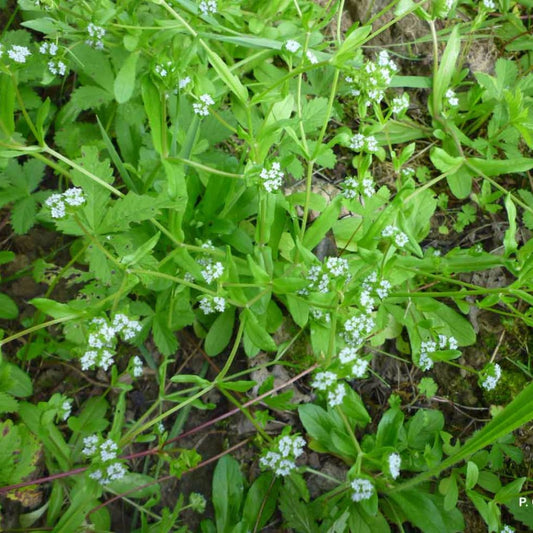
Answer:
279, 478, 319, 533
205, 307, 235, 356
114, 52, 139, 104
71, 45, 115, 93
302, 195, 342, 250
494, 477, 526, 504
242, 309, 276, 352
0, 420, 40, 485
0, 293, 18, 319
162, 159, 187, 200
29, 298, 82, 319
504, 194, 518, 256
242, 473, 279, 530
170, 374, 210, 386
55, 481, 100, 533
220, 380, 256, 392
429, 148, 469, 199
212, 456, 244, 533
109, 473, 160, 499
388, 490, 464, 533
141, 77, 164, 154
0, 73, 15, 137
152, 315, 178, 356
59, 86, 114, 125
11, 196, 36, 235
467, 156, 533, 176
0, 392, 18, 414
465, 461, 479, 490
203, 45, 248, 104
332, 25, 371, 66
433, 26, 460, 116
121, 232, 160, 266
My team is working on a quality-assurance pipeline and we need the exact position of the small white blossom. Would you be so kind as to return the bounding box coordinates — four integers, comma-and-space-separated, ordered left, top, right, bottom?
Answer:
500, 526, 514, 533
112, 313, 142, 341
82, 435, 99, 457
39, 42, 58, 56
445, 88, 459, 107
306, 50, 318, 64
483, 0, 496, 9
418, 351, 434, 371
155, 62, 173, 78
327, 382, 346, 407
260, 434, 305, 477
388, 453, 401, 479
351, 478, 374, 502
201, 261, 224, 284
351, 358, 369, 378
86, 23, 105, 49
100, 439, 118, 462
213, 296, 226, 312
48, 59, 67, 76
199, 295, 226, 314
391, 93, 409, 115
7, 45, 31, 64
193, 93, 214, 116
284, 40, 301, 53
199, 0, 217, 15
349, 134, 379, 153
178, 76, 191, 89
480, 363, 501, 391
325, 257, 348, 277
259, 161, 284, 193
60, 399, 73, 421
311, 371, 337, 391
45, 188, 86, 219
132, 356, 143, 378
339, 346, 358, 364
62, 187, 85, 206
381, 225, 408, 248
106, 461, 127, 481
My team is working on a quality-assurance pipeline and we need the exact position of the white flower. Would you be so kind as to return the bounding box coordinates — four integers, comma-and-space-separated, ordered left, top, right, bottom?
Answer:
60, 399, 73, 421
82, 435, 99, 457
500, 526, 514, 533
284, 40, 301, 53
86, 23, 105, 49
100, 439, 118, 462
351, 478, 374, 502
259, 161, 284, 193
349, 134, 378, 153
351, 358, 369, 378
445, 89, 459, 107
39, 42, 58, 56
48, 60, 67, 76
325, 257, 348, 277
260, 434, 304, 477
201, 261, 224, 284
178, 76, 191, 89
63, 188, 85, 206
106, 461, 127, 481
155, 62, 173, 78
339, 346, 358, 364
112, 313, 142, 341
132, 356, 143, 378
193, 93, 214, 116
381, 225, 408, 247
199, 0, 217, 15
483, 0, 496, 9
7, 45, 31, 64
481, 363, 502, 391
306, 50, 318, 64
311, 371, 337, 391
391, 93, 409, 114
388, 453, 401, 479
213, 296, 226, 312
199, 295, 226, 314
45, 193, 66, 219
418, 351, 434, 371
327, 382, 346, 407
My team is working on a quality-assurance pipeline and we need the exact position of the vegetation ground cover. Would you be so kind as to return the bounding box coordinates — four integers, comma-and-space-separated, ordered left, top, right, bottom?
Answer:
1, 0, 533, 531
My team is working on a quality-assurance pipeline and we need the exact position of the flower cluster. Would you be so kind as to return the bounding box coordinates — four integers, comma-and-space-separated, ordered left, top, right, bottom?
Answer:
359, 271, 392, 313
193, 93, 214, 116
343, 314, 376, 347
197, 242, 225, 284
351, 478, 375, 502
302, 257, 349, 295
39, 41, 67, 76
82, 434, 127, 486
198, 295, 226, 315
310, 307, 331, 324
381, 225, 408, 248
418, 335, 459, 371
86, 23, 105, 49
482, 0, 496, 10
178, 76, 191, 90
259, 162, 284, 193
48, 393, 73, 422
312, 371, 346, 407
45, 187, 86, 219
6, 45, 31, 64
445, 88, 459, 107
480, 362, 502, 391
199, 0, 217, 15
349, 133, 378, 153
500, 526, 514, 533
338, 347, 369, 378
388, 452, 401, 479
342, 175, 375, 200
131, 356, 143, 378
391, 93, 409, 115
155, 61, 174, 78
259, 434, 306, 477
80, 314, 141, 371
346, 50, 398, 107
284, 40, 301, 53
306, 50, 318, 64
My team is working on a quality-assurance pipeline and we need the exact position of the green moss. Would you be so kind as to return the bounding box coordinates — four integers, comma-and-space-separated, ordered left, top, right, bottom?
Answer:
483, 369, 528, 404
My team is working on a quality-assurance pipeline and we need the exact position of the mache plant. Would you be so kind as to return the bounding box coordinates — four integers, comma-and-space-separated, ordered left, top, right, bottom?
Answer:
1, 0, 533, 531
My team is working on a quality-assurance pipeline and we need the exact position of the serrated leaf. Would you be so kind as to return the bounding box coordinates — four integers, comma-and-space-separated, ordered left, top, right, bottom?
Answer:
11, 196, 36, 235
29, 298, 82, 320
0, 392, 18, 414
152, 315, 178, 356
301, 97, 329, 132
59, 86, 113, 125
